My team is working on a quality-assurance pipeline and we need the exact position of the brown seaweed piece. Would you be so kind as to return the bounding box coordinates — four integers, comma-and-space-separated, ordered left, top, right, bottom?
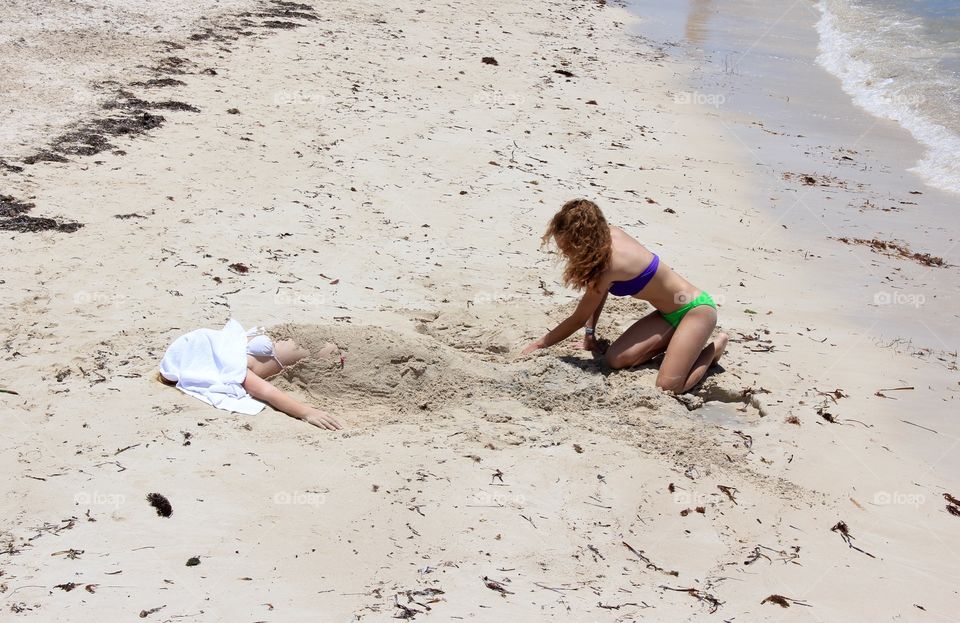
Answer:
0, 215, 82, 233
831, 521, 875, 558
129, 78, 187, 88
103, 91, 199, 113
0, 194, 35, 217
717, 485, 738, 504
622, 541, 679, 576
835, 237, 946, 267
146, 493, 172, 517
483, 576, 513, 596
660, 586, 722, 613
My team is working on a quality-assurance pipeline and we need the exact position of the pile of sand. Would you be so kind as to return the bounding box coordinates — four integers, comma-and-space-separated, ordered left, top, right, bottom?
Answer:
267, 296, 768, 485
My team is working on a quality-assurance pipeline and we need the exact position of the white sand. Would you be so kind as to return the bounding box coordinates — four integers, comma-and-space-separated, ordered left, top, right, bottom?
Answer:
1, 0, 958, 620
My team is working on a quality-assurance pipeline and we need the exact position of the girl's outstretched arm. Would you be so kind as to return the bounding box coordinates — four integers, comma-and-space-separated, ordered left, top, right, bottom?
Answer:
582, 291, 608, 350
522, 286, 607, 355
242, 370, 342, 430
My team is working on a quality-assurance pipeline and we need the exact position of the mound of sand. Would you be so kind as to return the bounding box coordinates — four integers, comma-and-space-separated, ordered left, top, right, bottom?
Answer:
266, 308, 770, 485
271, 323, 487, 413
272, 318, 687, 416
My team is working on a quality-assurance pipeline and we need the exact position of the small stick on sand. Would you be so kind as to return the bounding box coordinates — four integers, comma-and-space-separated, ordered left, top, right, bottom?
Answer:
659, 586, 722, 613
830, 521, 876, 558
900, 420, 938, 434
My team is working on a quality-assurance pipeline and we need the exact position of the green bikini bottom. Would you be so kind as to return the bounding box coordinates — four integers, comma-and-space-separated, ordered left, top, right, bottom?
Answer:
660, 291, 716, 328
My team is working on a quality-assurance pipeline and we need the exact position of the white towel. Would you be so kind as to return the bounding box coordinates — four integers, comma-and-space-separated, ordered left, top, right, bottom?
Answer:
159, 319, 265, 415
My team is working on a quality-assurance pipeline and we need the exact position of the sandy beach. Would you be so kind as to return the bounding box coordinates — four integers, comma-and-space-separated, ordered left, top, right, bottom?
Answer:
1, 0, 958, 621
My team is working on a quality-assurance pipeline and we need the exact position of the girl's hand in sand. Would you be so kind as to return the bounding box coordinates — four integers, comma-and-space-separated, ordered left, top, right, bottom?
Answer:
580, 333, 599, 351
521, 338, 545, 356
243, 371, 342, 431
303, 408, 342, 431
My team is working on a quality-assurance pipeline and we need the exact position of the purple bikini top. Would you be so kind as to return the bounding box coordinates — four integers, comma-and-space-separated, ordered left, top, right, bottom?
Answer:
609, 254, 659, 297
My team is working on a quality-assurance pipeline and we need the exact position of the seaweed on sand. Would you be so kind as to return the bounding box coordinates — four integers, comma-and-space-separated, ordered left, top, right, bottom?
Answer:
0, 194, 81, 233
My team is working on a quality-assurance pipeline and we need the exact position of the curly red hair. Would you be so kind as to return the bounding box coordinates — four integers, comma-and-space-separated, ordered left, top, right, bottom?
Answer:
541, 199, 612, 290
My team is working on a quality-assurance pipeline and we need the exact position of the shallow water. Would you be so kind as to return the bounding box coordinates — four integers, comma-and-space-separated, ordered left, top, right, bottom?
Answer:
816, 0, 960, 194
626, 0, 960, 195
695, 400, 756, 429
625, 0, 960, 351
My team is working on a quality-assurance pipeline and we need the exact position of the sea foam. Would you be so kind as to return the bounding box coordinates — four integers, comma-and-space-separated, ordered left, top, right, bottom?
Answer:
815, 0, 960, 194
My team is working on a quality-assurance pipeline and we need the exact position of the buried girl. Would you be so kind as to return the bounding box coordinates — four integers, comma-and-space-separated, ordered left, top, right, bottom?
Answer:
522, 199, 728, 394
159, 319, 342, 430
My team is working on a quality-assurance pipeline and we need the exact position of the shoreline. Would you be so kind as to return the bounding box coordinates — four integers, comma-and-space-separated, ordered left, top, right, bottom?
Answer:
629, 0, 959, 346
628, 0, 960, 475
1, 0, 958, 621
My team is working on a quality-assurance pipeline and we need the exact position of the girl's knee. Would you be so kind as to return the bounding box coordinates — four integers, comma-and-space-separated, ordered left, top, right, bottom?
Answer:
655, 372, 684, 394
607, 346, 657, 370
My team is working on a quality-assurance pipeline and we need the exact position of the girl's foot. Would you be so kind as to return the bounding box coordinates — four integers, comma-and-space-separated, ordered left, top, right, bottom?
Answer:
711, 332, 729, 365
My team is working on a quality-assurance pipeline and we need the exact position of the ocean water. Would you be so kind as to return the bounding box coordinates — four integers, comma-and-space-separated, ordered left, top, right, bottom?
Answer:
815, 0, 960, 194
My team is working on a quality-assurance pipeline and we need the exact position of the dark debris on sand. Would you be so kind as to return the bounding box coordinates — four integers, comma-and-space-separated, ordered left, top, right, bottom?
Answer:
0, 194, 34, 217
0, 215, 82, 234
0, 194, 82, 233
6, 0, 321, 174
762, 594, 812, 608
146, 492, 173, 517
945, 493, 960, 517
830, 520, 876, 558
834, 237, 947, 267
19, 92, 169, 164
238, 0, 320, 29
22, 150, 68, 165
129, 78, 187, 88
103, 90, 200, 113
155, 56, 193, 75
